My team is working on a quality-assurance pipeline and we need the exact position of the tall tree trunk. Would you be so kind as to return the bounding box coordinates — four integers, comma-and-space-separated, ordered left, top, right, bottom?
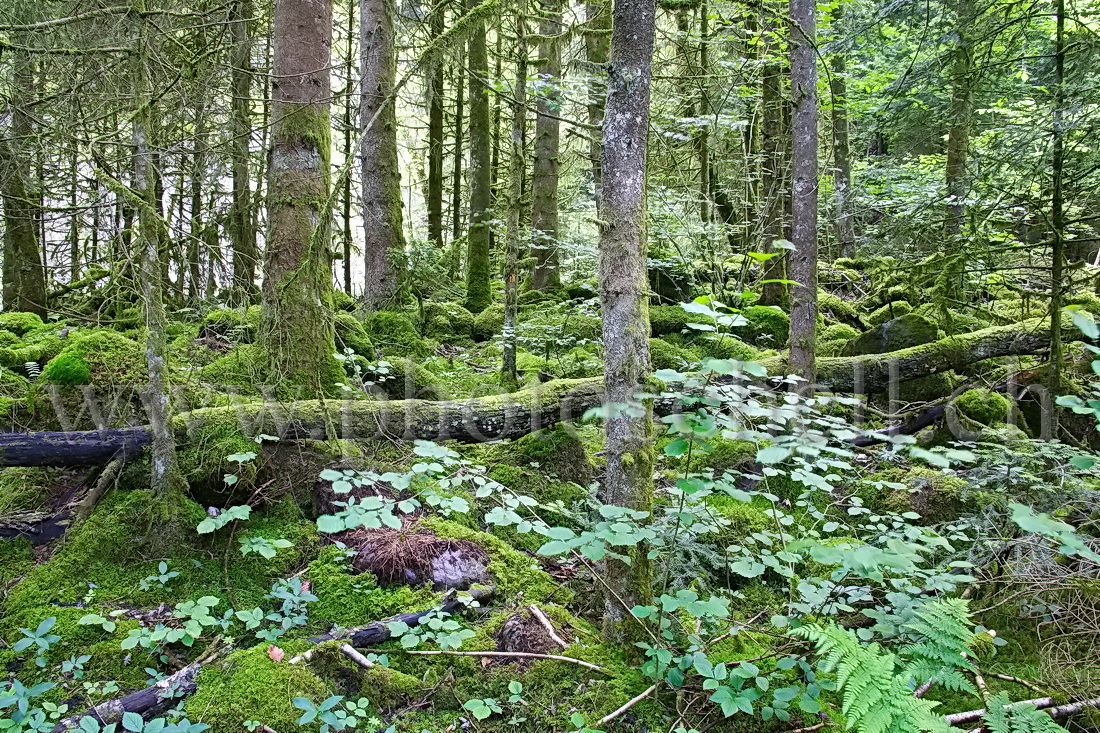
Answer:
829, 6, 855, 260
343, 0, 356, 294
229, 0, 257, 305
426, 5, 446, 249
465, 0, 493, 314
758, 51, 787, 308
360, 0, 405, 305
696, 1, 711, 230
1048, 0, 1065, 436
1, 53, 47, 318
188, 100, 208, 301
133, 0, 186, 501
585, 0, 611, 199
450, 63, 465, 274
945, 0, 974, 238
261, 0, 340, 395
788, 0, 818, 389
598, 0, 656, 646
530, 0, 562, 291
69, 148, 81, 283
502, 6, 529, 388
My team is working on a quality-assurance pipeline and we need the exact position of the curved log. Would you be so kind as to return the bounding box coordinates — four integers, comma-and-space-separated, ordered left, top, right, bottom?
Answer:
0, 319, 1078, 467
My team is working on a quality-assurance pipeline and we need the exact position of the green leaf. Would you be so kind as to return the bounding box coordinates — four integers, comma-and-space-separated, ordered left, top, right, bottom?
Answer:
756, 446, 790, 464
122, 712, 144, 732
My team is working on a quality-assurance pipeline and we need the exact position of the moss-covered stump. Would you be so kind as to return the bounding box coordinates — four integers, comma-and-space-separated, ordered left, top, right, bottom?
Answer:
955, 388, 1010, 426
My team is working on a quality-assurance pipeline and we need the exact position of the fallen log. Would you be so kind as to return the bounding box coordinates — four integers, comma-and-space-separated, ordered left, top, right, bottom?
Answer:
51, 587, 493, 732
0, 319, 1077, 468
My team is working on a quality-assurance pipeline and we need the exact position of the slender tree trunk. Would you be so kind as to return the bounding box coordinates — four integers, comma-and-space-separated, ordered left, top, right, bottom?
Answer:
585, 0, 610, 199
1, 53, 48, 317
427, 5, 446, 249
945, 0, 974, 238
343, 0, 356, 294
598, 0, 656, 646
788, 0, 818, 389
261, 0, 340, 394
229, 0, 257, 305
759, 51, 788, 308
450, 63, 465, 274
1049, 0, 1065, 436
69, 148, 80, 283
360, 0, 405, 305
502, 7, 528, 388
829, 7, 855, 260
465, 0, 493, 313
133, 0, 186, 501
530, 0, 562, 291
188, 100, 208, 301
697, 1, 711, 230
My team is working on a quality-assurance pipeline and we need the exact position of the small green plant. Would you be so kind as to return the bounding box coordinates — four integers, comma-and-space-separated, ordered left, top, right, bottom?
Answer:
139, 561, 180, 591
292, 695, 377, 732
239, 536, 293, 559
12, 617, 60, 668
61, 654, 92, 679
78, 611, 125, 633
196, 504, 251, 533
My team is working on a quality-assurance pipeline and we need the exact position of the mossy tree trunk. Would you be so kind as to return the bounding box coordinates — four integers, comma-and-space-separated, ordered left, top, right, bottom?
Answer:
598, 0, 657, 646
530, 0, 562, 291
829, 5, 855, 260
229, 0, 257, 306
342, 0, 356, 294
427, 5, 446, 250
451, 62, 466, 274
502, 5, 528, 389
465, 0, 493, 314
758, 14, 788, 308
788, 0, 818, 390
0, 52, 48, 318
945, 0, 974, 238
584, 0, 610, 198
133, 0, 187, 501
261, 0, 340, 395
1049, 0, 1065, 435
360, 0, 406, 305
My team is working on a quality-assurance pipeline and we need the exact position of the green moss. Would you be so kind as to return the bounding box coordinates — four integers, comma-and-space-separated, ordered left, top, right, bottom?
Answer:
704, 494, 772, 540
202, 307, 259, 343
200, 344, 269, 390
372, 357, 446, 399
42, 351, 91, 385
817, 291, 860, 324
817, 338, 849, 357
867, 300, 912, 327
0, 467, 62, 514
362, 311, 426, 356
334, 313, 373, 357
741, 306, 790, 347
185, 641, 328, 732
682, 437, 756, 475
332, 290, 356, 312
841, 313, 939, 356
649, 304, 691, 336
648, 337, 693, 370
0, 312, 44, 336
860, 467, 974, 525
820, 323, 859, 342
955, 388, 1009, 426
0, 329, 20, 347
420, 516, 561, 601
695, 335, 759, 362
308, 545, 437, 627
423, 301, 475, 338
471, 303, 506, 341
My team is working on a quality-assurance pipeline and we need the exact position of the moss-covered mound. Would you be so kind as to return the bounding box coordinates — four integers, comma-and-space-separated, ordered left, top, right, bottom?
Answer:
362, 311, 426, 356
471, 303, 505, 341
841, 313, 939, 356
42, 330, 146, 386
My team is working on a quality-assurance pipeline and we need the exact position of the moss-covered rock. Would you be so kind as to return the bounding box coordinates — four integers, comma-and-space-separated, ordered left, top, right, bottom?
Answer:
955, 388, 1009, 426
648, 257, 694, 304
334, 312, 373, 357
649, 338, 694, 370
841, 313, 939, 356
201, 344, 269, 389
371, 356, 447, 399
42, 330, 146, 386
423, 301, 475, 338
695, 335, 758, 362
362, 311, 425, 356
741, 305, 790, 347
860, 467, 975, 525
0, 329, 21, 348
0, 312, 44, 336
820, 323, 859, 342
42, 351, 91, 385
817, 291, 861, 326
332, 289, 357, 312
649, 304, 692, 337
867, 300, 913, 327
201, 306, 260, 343
471, 303, 505, 341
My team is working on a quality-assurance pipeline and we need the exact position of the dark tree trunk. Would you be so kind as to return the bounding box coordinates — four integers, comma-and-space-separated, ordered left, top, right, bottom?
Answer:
465, 0, 493, 313
502, 6, 529, 387
945, 0, 974, 238
360, 0, 406, 305
584, 0, 610, 198
597, 0, 657, 646
829, 7, 855, 260
1048, 0, 1065, 435
450, 63, 466, 274
759, 52, 788, 308
427, 5, 446, 249
229, 0, 257, 305
530, 0, 562, 291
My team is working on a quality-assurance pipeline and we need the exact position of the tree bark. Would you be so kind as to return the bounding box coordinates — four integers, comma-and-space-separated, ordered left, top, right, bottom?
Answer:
0, 52, 48, 318
758, 25, 788, 308
465, 0, 493, 314
342, 0, 356, 294
788, 0, 818, 390
360, 0, 406, 305
260, 0, 340, 395
598, 0, 657, 645
427, 5, 446, 249
451, 61, 466, 270
1048, 0, 1065, 435
945, 0, 974, 237
229, 0, 257, 305
502, 7, 529, 388
584, 0, 610, 199
829, 6, 855, 260
530, 0, 562, 291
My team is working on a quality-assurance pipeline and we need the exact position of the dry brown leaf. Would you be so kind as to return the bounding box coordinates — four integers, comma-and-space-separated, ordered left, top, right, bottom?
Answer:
267, 644, 284, 663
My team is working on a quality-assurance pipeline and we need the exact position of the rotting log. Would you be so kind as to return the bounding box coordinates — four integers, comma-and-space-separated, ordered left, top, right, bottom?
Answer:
0, 319, 1079, 468
51, 587, 493, 732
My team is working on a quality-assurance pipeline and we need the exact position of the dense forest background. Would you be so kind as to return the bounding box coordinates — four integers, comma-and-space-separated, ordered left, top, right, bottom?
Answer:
4, 0, 1100, 730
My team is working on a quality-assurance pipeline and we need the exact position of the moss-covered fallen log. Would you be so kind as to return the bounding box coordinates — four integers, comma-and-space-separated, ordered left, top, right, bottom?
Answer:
0, 319, 1077, 467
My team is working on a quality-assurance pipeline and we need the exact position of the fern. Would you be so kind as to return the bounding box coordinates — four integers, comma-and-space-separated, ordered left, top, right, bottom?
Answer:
794, 623, 957, 733
902, 597, 977, 694
983, 692, 1065, 733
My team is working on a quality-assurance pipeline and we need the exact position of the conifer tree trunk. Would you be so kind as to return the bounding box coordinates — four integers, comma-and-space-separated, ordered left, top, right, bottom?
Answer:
945, 0, 974, 237
598, 0, 656, 645
188, 100, 208, 301
342, 0, 356, 294
829, 6, 855, 260
465, 0, 493, 313
530, 0, 562, 291
229, 0, 257, 305
759, 48, 788, 308
450, 63, 465, 274
261, 0, 340, 395
585, 0, 610, 198
1, 53, 47, 318
427, 5, 446, 249
1049, 0, 1065, 435
502, 7, 528, 388
133, 0, 186, 500
788, 0, 818, 389
360, 0, 405, 305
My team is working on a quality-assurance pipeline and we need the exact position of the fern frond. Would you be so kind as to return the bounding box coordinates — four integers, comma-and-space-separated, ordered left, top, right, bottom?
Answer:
983, 692, 1066, 733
